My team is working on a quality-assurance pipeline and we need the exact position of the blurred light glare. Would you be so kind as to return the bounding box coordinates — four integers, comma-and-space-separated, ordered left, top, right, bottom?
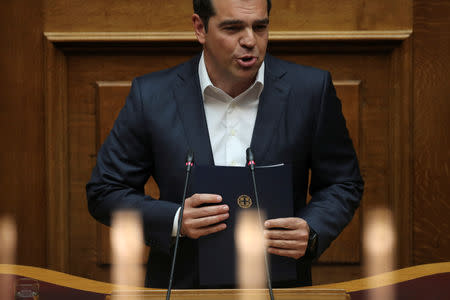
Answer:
0, 215, 17, 300
0, 215, 16, 264
236, 210, 266, 300
363, 207, 396, 300
111, 210, 145, 289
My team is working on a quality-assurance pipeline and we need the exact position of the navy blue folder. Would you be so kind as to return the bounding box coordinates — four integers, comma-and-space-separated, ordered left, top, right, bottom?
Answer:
188, 164, 297, 287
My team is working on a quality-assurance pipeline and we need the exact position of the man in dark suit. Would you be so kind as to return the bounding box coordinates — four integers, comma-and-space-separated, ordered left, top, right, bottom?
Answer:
86, 0, 363, 288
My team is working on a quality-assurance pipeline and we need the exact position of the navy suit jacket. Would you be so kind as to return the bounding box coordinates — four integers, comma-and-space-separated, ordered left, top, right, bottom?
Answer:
86, 54, 363, 288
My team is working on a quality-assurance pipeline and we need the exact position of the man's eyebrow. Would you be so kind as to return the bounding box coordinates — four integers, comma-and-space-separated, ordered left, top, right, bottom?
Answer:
218, 19, 245, 27
218, 18, 269, 27
254, 18, 269, 25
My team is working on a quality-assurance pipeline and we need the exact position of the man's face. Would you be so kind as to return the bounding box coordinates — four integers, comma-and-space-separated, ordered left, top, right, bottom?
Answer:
193, 0, 269, 94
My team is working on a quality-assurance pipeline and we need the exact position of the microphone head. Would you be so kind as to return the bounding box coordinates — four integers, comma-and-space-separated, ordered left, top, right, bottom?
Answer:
186, 150, 194, 164
185, 150, 194, 171
246, 148, 255, 170
246, 148, 254, 164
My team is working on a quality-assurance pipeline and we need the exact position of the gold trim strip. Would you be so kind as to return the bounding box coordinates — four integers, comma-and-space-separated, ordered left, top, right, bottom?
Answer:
44, 30, 412, 43
313, 262, 450, 292
1, 262, 449, 294
0, 264, 148, 294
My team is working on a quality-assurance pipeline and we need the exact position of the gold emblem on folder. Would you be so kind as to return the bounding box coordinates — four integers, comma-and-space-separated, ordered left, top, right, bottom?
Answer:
237, 195, 252, 209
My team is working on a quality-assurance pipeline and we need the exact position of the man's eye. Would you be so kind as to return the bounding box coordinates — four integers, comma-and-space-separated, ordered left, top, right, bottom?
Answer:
254, 25, 267, 31
224, 26, 240, 31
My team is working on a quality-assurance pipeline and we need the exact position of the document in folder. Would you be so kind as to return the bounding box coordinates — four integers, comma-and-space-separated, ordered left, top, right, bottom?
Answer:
188, 164, 297, 287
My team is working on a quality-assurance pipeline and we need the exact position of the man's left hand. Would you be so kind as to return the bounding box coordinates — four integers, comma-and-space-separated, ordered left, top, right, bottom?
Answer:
264, 217, 309, 260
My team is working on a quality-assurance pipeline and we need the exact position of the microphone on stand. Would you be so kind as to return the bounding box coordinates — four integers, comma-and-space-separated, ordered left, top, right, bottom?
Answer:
246, 148, 275, 300
166, 150, 194, 300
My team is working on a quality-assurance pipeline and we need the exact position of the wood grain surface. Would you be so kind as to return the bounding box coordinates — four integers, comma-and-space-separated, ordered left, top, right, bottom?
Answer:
43, 0, 412, 32
44, 37, 70, 273
413, 0, 450, 264
0, 0, 46, 267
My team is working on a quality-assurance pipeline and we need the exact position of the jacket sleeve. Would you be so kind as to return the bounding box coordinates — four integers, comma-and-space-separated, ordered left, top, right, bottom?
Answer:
86, 78, 179, 254
298, 72, 364, 258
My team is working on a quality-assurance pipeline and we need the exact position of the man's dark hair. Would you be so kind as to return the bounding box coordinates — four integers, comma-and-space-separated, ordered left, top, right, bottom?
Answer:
193, 0, 272, 31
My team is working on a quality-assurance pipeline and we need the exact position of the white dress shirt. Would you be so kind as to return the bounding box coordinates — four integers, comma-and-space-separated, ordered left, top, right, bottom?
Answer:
199, 52, 264, 166
172, 53, 265, 235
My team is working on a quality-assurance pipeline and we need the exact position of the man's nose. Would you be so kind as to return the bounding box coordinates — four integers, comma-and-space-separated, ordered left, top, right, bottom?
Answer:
240, 28, 256, 49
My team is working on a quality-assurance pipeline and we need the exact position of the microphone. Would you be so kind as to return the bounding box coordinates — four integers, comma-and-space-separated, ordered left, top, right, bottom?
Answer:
166, 150, 194, 300
246, 148, 275, 300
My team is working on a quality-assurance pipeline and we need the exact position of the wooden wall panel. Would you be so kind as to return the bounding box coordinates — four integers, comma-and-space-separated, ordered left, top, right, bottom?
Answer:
40, 36, 410, 285
45, 37, 70, 272
43, 0, 412, 32
0, 0, 46, 267
43, 0, 193, 32
413, 0, 450, 264
271, 0, 412, 31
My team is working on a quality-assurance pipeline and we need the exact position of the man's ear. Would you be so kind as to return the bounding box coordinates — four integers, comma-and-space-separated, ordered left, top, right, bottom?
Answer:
192, 14, 206, 44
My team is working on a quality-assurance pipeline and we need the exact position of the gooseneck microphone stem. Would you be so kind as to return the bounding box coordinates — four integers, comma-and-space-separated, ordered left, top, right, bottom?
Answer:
246, 148, 275, 300
166, 151, 194, 300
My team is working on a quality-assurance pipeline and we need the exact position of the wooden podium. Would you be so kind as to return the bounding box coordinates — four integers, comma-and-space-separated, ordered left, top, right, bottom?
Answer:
110, 288, 350, 300
3, 263, 450, 300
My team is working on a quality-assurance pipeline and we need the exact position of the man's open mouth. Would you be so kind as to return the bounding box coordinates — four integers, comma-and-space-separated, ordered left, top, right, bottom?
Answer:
237, 56, 257, 67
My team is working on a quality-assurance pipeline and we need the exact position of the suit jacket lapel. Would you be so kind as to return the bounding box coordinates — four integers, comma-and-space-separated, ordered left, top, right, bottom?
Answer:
173, 57, 215, 166
250, 55, 290, 163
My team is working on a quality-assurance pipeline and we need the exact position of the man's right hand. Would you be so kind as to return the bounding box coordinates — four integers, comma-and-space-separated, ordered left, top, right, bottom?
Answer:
180, 193, 229, 239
